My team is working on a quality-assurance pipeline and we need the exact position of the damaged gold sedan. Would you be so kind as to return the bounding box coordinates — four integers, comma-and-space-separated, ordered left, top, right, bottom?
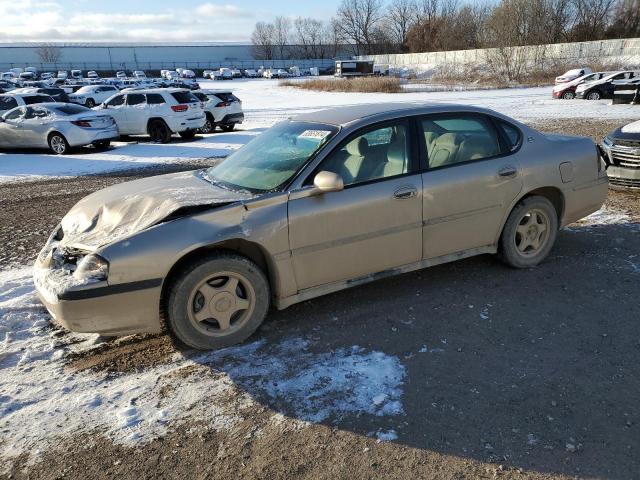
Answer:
34, 103, 609, 349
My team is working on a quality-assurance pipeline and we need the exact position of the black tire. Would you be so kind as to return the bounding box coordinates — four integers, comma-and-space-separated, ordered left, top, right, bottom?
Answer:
48, 132, 70, 155
586, 90, 601, 100
166, 253, 270, 350
220, 124, 235, 132
85, 98, 96, 108
179, 129, 197, 140
561, 91, 575, 100
93, 140, 111, 150
199, 114, 215, 134
148, 119, 172, 143
499, 196, 558, 269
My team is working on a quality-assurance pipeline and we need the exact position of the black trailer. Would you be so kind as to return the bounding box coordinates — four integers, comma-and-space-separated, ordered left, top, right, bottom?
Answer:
334, 60, 374, 78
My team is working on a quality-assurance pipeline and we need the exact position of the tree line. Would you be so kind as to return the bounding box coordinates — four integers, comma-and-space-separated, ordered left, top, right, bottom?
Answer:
251, 0, 640, 59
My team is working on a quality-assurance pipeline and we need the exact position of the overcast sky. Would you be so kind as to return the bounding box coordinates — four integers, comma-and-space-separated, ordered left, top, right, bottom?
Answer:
0, 0, 342, 43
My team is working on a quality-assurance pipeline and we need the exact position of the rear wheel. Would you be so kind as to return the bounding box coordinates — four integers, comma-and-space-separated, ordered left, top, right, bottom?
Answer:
220, 124, 235, 132
586, 90, 601, 100
561, 91, 575, 100
84, 98, 95, 108
499, 196, 558, 268
166, 253, 270, 350
48, 133, 70, 155
148, 120, 172, 143
179, 129, 197, 140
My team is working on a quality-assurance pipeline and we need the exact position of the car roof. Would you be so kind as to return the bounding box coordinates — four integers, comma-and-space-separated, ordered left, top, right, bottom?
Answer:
197, 89, 232, 95
120, 87, 190, 94
292, 102, 498, 127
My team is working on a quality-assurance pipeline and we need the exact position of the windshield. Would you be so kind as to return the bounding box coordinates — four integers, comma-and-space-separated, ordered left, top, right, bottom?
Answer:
204, 121, 338, 192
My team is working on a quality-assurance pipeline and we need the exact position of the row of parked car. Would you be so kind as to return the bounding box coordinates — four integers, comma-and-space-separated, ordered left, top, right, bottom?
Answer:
553, 67, 640, 102
0, 87, 244, 154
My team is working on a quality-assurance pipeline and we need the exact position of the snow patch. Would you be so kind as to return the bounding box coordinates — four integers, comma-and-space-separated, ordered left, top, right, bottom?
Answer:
0, 268, 405, 469
621, 120, 640, 134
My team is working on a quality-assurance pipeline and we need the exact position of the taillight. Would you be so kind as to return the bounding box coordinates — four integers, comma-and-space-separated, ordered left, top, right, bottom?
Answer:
215, 101, 230, 108
71, 120, 92, 128
171, 104, 188, 112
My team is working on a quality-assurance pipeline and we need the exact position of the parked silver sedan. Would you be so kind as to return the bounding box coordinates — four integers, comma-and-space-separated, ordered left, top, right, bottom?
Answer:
0, 103, 119, 154
34, 103, 609, 349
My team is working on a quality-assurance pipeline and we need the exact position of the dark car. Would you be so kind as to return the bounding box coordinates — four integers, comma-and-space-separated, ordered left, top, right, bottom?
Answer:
575, 71, 638, 100
601, 121, 640, 189
32, 87, 70, 103
612, 79, 640, 104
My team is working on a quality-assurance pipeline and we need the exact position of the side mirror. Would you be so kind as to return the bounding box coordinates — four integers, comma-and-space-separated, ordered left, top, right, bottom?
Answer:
313, 171, 344, 194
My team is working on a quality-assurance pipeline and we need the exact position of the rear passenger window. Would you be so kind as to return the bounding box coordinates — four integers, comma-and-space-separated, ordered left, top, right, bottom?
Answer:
127, 94, 145, 106
146, 94, 166, 105
421, 115, 501, 168
106, 95, 124, 107
497, 120, 521, 151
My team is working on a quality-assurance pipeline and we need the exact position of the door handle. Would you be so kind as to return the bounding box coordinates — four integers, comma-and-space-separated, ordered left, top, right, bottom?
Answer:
393, 186, 417, 199
498, 166, 518, 178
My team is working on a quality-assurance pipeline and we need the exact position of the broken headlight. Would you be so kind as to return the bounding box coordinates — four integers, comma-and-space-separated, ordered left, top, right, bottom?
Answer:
73, 254, 109, 282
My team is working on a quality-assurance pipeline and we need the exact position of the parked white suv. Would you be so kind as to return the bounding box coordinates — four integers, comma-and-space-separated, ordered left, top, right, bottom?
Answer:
97, 88, 205, 142
192, 89, 244, 134
68, 85, 119, 107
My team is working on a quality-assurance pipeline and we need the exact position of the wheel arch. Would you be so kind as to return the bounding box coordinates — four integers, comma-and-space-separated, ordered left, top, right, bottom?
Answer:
159, 239, 275, 319
147, 116, 170, 131
497, 186, 565, 245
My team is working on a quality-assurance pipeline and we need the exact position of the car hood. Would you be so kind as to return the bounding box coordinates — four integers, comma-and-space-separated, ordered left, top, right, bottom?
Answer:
609, 120, 640, 140
59, 170, 255, 251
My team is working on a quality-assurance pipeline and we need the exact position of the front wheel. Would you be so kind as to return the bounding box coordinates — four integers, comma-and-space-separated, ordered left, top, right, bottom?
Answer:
85, 98, 95, 108
586, 90, 601, 100
179, 129, 197, 140
499, 196, 558, 268
199, 116, 215, 134
48, 133, 70, 154
166, 253, 270, 350
220, 124, 235, 132
561, 91, 575, 100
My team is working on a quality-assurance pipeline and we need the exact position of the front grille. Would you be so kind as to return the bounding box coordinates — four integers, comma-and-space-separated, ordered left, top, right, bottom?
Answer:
615, 139, 640, 148
610, 144, 640, 169
609, 177, 640, 188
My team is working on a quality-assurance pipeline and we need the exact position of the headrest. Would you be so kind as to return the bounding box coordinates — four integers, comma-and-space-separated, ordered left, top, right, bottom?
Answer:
345, 136, 369, 156
435, 132, 461, 146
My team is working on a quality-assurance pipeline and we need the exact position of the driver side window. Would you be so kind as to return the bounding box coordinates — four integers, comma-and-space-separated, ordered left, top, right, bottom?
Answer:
319, 122, 409, 186
106, 95, 125, 107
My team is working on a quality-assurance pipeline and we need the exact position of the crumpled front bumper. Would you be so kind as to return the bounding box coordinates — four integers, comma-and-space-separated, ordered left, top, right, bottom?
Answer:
33, 234, 163, 336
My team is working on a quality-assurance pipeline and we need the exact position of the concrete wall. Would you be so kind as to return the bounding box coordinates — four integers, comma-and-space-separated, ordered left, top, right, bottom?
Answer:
357, 38, 640, 71
0, 43, 335, 72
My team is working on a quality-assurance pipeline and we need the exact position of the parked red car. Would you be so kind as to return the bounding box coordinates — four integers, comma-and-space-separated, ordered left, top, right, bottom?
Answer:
552, 71, 613, 99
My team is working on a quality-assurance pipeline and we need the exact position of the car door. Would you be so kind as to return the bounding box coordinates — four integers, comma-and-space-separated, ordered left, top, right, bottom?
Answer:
419, 113, 524, 259
19, 106, 51, 147
0, 107, 28, 147
124, 93, 148, 134
288, 120, 423, 290
103, 94, 128, 133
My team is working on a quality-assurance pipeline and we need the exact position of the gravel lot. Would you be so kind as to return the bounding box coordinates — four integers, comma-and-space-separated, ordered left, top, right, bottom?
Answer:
1, 119, 639, 480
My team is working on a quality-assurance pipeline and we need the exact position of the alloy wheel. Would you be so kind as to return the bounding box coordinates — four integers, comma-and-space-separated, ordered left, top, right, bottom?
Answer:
187, 271, 256, 337
514, 208, 550, 257
50, 135, 67, 154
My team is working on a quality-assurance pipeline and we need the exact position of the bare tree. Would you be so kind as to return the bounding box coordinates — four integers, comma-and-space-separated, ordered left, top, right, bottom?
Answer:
385, 0, 416, 51
35, 43, 62, 64
273, 16, 291, 59
251, 22, 276, 60
606, 0, 640, 38
334, 0, 384, 55
570, 0, 617, 41
293, 17, 328, 58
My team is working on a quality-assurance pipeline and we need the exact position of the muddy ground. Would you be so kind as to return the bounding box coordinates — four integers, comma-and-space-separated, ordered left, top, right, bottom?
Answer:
1, 119, 639, 480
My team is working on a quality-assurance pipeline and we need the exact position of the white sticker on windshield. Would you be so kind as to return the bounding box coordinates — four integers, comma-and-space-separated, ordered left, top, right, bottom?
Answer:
299, 129, 331, 140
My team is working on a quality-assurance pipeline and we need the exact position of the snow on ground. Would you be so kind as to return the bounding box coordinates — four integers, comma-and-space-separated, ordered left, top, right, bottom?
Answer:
0, 267, 405, 470
1, 78, 638, 183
